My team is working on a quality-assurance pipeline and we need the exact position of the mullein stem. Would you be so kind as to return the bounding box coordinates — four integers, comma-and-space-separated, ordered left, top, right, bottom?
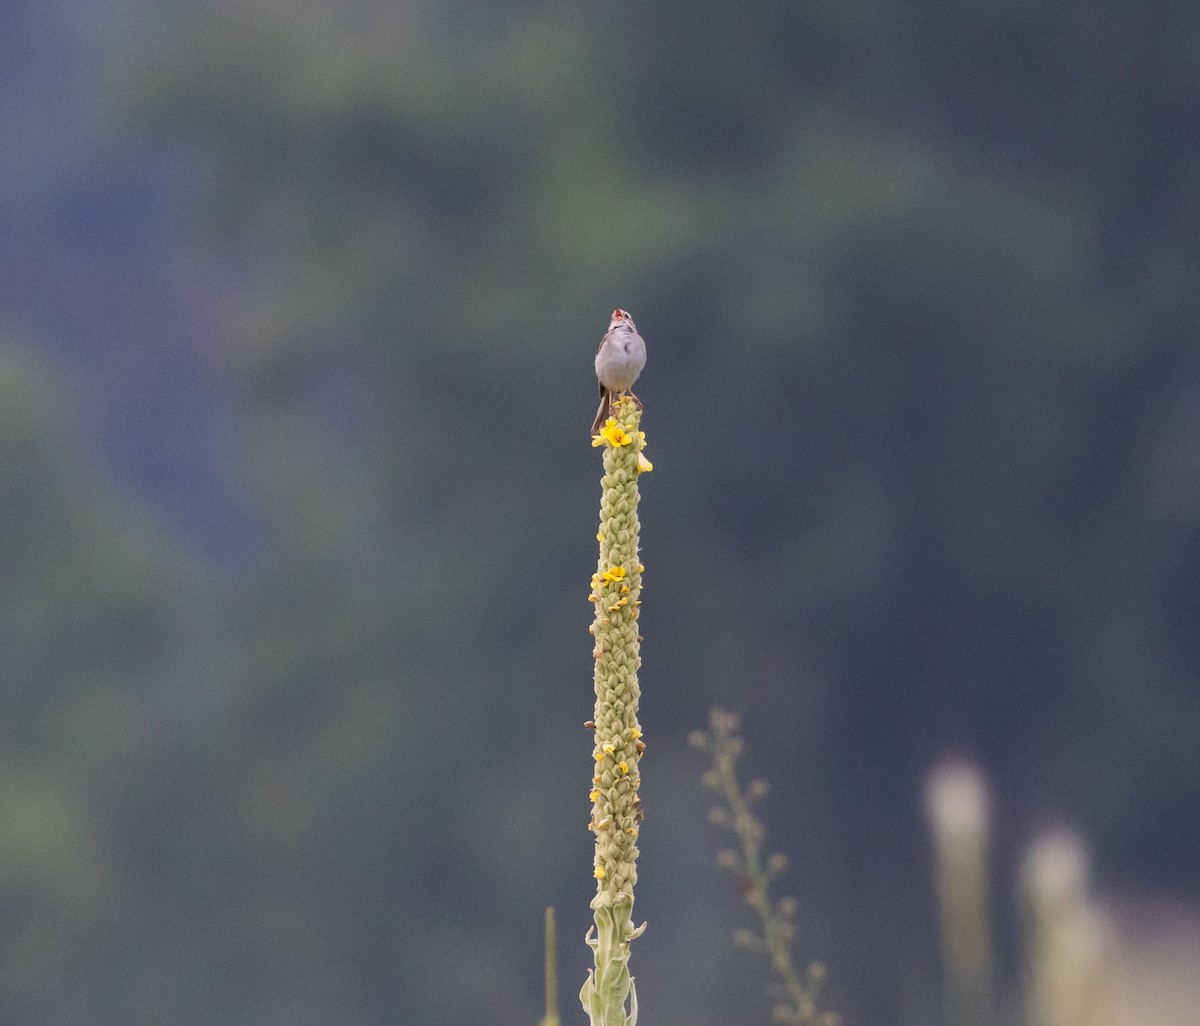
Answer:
581, 397, 650, 1026
540, 907, 560, 1026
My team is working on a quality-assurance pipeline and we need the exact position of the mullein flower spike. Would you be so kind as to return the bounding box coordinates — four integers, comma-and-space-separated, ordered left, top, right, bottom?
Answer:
581, 396, 649, 1026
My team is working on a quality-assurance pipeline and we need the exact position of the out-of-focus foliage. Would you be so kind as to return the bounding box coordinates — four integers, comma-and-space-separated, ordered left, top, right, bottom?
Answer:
2, 0, 1200, 1023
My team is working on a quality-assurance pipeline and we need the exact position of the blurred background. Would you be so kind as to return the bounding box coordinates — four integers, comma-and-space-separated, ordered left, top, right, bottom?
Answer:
3, 0, 1199, 1023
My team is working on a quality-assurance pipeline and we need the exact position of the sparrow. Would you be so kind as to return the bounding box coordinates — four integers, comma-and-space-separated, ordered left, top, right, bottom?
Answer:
591, 308, 647, 436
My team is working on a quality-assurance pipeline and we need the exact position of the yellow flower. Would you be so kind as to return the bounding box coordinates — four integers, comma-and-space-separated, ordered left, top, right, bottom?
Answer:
589, 789, 601, 802
603, 744, 616, 754
594, 866, 606, 880
630, 728, 642, 740
618, 761, 629, 774
636, 453, 653, 474
592, 420, 631, 448
600, 566, 627, 583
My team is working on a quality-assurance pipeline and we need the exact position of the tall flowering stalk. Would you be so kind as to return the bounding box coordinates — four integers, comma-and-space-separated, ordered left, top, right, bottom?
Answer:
691, 709, 838, 1026
581, 396, 651, 1026
926, 762, 994, 1026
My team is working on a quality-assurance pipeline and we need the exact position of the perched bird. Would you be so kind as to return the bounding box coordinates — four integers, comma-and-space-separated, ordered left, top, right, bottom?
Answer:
591, 308, 647, 436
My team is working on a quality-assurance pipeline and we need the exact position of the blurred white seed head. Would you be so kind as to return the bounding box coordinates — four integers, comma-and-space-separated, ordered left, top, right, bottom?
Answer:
926, 760, 991, 849
1022, 829, 1112, 1026
1022, 828, 1089, 913
926, 760, 994, 1023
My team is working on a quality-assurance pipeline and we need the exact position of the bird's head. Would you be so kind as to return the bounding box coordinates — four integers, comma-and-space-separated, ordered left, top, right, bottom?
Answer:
610, 308, 635, 331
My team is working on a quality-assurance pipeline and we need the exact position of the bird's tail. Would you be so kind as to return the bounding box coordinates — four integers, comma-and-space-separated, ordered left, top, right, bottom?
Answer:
590, 388, 612, 436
